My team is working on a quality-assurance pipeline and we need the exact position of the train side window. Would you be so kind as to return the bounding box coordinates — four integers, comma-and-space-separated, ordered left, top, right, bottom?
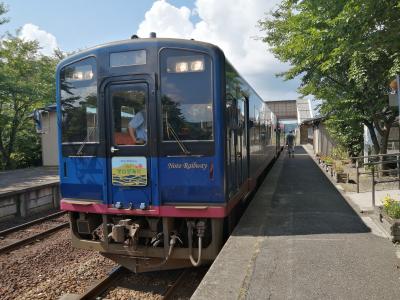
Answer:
237, 98, 245, 130
226, 98, 238, 129
60, 57, 98, 144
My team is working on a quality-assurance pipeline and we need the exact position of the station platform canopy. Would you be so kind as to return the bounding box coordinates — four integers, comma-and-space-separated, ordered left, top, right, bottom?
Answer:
265, 99, 313, 124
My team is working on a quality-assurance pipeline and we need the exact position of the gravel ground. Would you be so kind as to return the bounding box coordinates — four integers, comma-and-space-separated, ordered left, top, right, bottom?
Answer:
0, 214, 69, 248
100, 267, 208, 300
0, 211, 208, 300
0, 228, 116, 300
0, 208, 62, 231
102, 269, 182, 300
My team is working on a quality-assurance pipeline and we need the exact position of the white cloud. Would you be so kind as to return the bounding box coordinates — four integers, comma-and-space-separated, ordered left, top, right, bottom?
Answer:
137, 1, 194, 39
19, 23, 58, 56
137, 0, 299, 100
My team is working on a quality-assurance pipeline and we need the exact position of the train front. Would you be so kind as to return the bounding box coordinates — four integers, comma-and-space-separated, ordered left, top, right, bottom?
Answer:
57, 38, 226, 272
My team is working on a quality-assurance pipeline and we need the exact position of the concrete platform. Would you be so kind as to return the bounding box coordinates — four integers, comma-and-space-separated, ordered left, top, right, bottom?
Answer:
192, 147, 400, 300
0, 167, 60, 220
0, 166, 59, 196
346, 190, 400, 212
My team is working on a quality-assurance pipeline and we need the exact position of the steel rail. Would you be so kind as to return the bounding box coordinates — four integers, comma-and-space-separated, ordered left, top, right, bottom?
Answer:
0, 222, 69, 254
77, 267, 187, 300
78, 266, 125, 300
0, 211, 66, 237
162, 269, 188, 300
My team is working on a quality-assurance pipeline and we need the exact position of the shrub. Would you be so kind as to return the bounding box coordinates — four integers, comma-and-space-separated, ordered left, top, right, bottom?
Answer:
324, 156, 334, 165
331, 146, 348, 161
383, 195, 400, 219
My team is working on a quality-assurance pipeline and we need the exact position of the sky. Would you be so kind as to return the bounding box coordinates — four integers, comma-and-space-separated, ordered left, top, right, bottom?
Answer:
0, 0, 302, 101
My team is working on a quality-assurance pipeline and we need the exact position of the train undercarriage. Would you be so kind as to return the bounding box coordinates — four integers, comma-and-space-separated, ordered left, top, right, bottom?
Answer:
69, 212, 224, 272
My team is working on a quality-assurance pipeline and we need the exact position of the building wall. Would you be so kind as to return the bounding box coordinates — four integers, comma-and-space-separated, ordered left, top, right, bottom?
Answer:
313, 124, 336, 156
41, 111, 59, 166
299, 124, 308, 144
364, 123, 400, 157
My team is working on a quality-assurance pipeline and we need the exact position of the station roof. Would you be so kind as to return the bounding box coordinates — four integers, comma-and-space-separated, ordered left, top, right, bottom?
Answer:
265, 100, 297, 120
265, 99, 313, 123
296, 99, 313, 123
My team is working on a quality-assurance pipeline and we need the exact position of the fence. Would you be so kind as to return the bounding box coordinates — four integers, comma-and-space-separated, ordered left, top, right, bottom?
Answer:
352, 153, 400, 207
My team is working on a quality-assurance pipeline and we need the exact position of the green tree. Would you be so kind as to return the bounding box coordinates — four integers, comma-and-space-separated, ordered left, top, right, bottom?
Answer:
0, 35, 60, 169
322, 103, 364, 157
259, 0, 400, 155
0, 2, 8, 26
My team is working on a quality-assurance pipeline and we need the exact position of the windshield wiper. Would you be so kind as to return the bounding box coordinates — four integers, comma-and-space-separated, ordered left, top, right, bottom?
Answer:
76, 127, 96, 156
165, 112, 191, 155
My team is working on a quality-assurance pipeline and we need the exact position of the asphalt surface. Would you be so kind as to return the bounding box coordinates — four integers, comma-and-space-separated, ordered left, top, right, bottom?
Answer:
0, 166, 59, 195
193, 147, 400, 300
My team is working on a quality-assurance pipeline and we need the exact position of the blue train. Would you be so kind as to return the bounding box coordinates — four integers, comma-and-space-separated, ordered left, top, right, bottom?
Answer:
55, 34, 282, 272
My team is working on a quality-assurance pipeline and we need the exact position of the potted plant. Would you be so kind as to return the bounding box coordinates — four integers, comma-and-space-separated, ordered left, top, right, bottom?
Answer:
323, 156, 334, 172
334, 163, 348, 183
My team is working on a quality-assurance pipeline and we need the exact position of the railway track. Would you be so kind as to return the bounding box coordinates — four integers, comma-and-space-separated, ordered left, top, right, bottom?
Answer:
78, 266, 189, 300
0, 211, 69, 254
162, 269, 188, 299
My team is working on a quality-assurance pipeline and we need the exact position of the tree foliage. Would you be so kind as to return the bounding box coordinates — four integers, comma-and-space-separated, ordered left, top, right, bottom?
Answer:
0, 34, 61, 169
259, 0, 400, 155
0, 2, 8, 25
0, 3, 65, 170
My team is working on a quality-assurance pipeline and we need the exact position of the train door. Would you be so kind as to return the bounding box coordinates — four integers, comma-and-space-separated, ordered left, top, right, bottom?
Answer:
227, 98, 237, 195
227, 97, 248, 195
236, 98, 247, 186
105, 81, 153, 209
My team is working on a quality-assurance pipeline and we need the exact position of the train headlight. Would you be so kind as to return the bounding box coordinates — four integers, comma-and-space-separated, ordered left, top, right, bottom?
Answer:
66, 65, 94, 81
190, 60, 204, 72
167, 55, 205, 73
84, 70, 94, 80
72, 71, 83, 80
174, 60, 204, 73
175, 62, 189, 73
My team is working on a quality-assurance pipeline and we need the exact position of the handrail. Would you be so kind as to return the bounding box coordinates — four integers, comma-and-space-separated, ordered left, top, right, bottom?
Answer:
350, 152, 400, 160
327, 152, 400, 167
365, 159, 400, 166
371, 162, 400, 207
356, 153, 400, 194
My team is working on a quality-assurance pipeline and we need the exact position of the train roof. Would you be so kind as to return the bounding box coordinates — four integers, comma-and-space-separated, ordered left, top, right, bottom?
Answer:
57, 37, 224, 68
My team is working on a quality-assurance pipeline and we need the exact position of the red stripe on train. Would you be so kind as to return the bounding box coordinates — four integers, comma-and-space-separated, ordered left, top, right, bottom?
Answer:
60, 199, 228, 218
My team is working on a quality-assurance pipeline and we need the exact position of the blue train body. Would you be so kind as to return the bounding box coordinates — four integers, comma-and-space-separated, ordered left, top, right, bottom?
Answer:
57, 36, 281, 271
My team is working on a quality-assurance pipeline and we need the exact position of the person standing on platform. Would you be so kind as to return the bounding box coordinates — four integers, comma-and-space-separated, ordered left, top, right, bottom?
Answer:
286, 130, 295, 158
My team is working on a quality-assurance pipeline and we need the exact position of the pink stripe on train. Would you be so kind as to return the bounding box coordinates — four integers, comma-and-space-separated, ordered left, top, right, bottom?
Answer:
60, 199, 228, 218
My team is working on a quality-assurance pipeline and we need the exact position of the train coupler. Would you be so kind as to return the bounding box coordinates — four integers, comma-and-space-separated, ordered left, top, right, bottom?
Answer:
108, 219, 142, 248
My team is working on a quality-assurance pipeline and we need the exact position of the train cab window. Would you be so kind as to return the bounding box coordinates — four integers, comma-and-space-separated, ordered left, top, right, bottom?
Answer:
160, 49, 213, 141
111, 84, 147, 146
60, 57, 98, 144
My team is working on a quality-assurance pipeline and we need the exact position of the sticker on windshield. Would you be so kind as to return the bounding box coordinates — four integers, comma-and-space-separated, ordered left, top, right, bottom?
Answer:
112, 157, 147, 186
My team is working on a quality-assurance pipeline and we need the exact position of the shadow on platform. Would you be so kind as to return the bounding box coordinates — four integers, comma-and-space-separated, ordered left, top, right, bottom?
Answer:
233, 146, 370, 237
